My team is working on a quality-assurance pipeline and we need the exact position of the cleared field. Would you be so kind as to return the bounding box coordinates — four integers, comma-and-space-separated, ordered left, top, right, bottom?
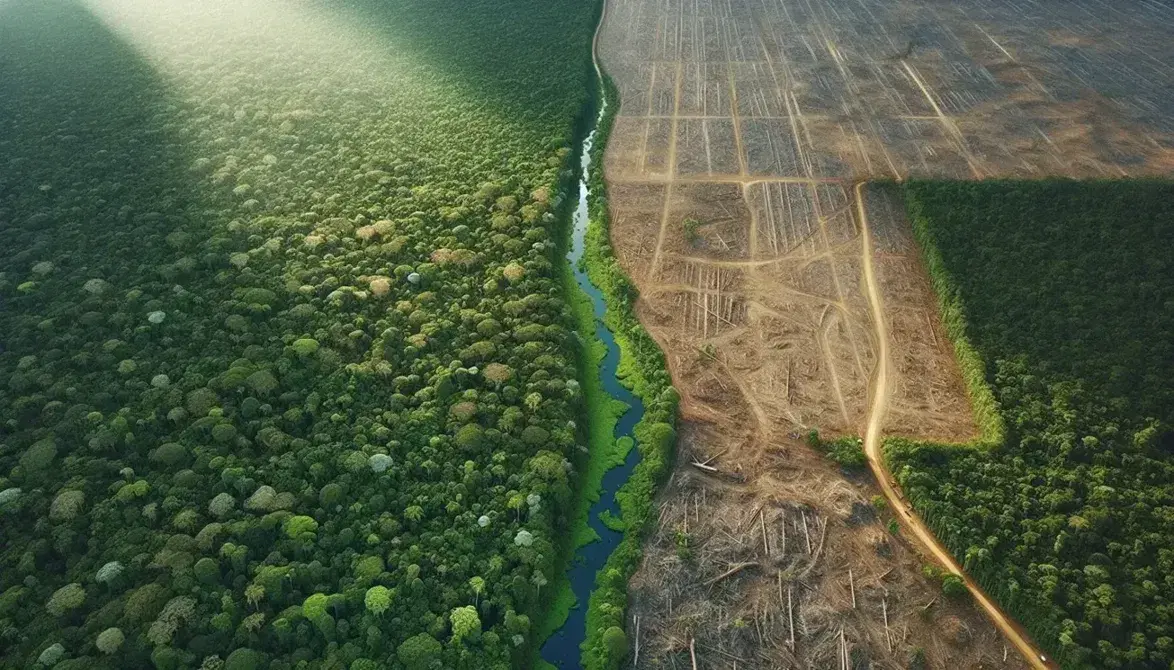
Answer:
596, 0, 1174, 666
601, 0, 1174, 182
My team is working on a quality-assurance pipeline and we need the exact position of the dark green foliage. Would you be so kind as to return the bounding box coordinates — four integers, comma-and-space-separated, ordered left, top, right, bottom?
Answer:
807, 430, 866, 469
454, 424, 484, 450
397, 633, 442, 670
192, 558, 220, 586
318, 482, 343, 508
0, 0, 599, 667
223, 648, 262, 670
151, 443, 189, 468
940, 574, 967, 600
886, 180, 1174, 669
152, 647, 184, 670
908, 181, 1174, 424
601, 626, 628, 665
20, 438, 57, 473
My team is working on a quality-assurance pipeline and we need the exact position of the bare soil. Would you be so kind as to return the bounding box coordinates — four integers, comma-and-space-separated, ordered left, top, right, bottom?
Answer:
597, 0, 1174, 666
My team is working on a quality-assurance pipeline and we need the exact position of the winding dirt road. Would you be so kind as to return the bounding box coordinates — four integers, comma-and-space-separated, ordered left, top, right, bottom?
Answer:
855, 182, 1058, 670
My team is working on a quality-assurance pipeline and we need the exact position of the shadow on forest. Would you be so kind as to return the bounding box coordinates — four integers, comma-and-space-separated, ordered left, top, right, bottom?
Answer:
0, 3, 207, 665
919, 180, 1174, 428
0, 0, 199, 410
332, 0, 595, 131
0, 0, 198, 277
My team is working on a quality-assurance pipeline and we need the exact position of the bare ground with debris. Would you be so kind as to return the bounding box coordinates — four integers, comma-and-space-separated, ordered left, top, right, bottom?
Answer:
619, 182, 1010, 669
597, 0, 1174, 666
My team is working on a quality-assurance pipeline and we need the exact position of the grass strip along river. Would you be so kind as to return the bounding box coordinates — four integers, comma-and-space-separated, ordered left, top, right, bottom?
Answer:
540, 77, 646, 667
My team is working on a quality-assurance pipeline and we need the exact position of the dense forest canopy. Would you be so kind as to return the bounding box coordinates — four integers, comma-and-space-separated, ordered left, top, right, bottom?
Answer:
887, 180, 1174, 669
0, 0, 598, 667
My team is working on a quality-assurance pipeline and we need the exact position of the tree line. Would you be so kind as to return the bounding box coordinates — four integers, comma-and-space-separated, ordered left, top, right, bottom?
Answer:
886, 180, 1174, 669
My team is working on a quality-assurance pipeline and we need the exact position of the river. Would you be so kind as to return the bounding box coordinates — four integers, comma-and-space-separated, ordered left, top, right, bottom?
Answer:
539, 89, 646, 668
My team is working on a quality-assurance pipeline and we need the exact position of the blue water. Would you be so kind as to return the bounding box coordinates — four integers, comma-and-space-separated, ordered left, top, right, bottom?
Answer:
539, 94, 646, 668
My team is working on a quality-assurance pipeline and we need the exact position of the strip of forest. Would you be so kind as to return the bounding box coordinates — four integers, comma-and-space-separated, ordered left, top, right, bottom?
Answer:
886, 180, 1174, 669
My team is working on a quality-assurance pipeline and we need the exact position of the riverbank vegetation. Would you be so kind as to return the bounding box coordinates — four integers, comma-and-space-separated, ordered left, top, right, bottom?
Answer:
0, 0, 600, 667
885, 180, 1174, 669
536, 84, 629, 654
577, 74, 680, 670
537, 257, 629, 647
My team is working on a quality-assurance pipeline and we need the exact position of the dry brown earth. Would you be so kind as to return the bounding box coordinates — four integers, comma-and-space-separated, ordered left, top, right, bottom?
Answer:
597, 0, 1174, 666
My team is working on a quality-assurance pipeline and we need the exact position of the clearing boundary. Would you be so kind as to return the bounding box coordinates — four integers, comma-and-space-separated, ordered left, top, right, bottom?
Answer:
596, 0, 1174, 666
857, 181, 1054, 670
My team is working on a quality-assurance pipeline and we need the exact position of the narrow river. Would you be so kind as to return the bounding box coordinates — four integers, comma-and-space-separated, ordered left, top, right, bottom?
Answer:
540, 91, 646, 668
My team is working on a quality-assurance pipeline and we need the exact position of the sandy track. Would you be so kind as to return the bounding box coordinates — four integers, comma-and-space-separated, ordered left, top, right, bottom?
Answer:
614, 173, 1016, 669
595, 0, 1174, 666
856, 182, 1055, 670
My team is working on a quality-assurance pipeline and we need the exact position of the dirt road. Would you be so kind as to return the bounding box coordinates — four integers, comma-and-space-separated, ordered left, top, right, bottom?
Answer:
855, 181, 1057, 670
591, 0, 1144, 660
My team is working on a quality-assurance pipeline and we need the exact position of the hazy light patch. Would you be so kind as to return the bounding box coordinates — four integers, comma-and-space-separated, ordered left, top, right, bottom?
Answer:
74, 0, 534, 369
80, 0, 424, 110
82, 0, 414, 79
80, 0, 519, 167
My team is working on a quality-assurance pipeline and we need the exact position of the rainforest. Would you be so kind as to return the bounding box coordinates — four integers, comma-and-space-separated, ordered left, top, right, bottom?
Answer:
0, 0, 605, 667
887, 180, 1174, 669
5, 0, 1174, 668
